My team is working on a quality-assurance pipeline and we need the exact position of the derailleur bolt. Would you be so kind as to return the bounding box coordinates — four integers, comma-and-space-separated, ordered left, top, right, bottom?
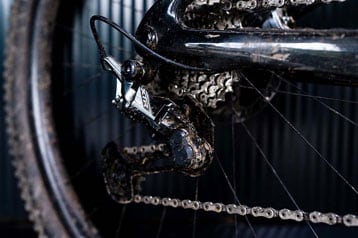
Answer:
122, 60, 145, 81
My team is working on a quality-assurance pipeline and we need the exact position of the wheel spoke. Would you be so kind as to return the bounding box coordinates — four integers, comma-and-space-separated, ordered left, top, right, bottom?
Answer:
238, 85, 358, 105
115, 205, 127, 238
231, 114, 239, 238
273, 72, 358, 127
155, 207, 167, 238
239, 72, 358, 196
240, 121, 319, 238
215, 155, 257, 238
192, 178, 199, 238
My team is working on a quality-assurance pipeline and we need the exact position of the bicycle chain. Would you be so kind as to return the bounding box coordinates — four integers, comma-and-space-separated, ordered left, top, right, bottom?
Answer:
132, 194, 358, 227
125, 0, 358, 228
122, 143, 358, 227
190, 0, 345, 9
123, 143, 168, 157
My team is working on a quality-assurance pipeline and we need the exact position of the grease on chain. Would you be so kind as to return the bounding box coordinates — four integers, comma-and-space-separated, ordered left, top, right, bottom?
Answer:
132, 195, 358, 227
121, 0, 356, 228
124, 142, 358, 227
123, 143, 168, 156
192, 0, 345, 9
121, 144, 358, 227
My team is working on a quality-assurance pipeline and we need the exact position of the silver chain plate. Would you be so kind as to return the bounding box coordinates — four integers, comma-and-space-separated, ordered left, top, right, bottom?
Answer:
193, 0, 345, 9
123, 143, 168, 155
132, 194, 358, 227
120, 0, 357, 228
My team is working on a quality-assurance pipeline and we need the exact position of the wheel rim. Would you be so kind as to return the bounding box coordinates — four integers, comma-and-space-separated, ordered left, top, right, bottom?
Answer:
26, 0, 358, 237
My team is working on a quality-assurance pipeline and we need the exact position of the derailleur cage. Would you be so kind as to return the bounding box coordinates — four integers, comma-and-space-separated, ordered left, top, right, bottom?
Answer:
101, 55, 214, 203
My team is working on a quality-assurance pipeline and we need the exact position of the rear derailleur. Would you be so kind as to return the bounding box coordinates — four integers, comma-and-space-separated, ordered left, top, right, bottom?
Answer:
101, 57, 214, 203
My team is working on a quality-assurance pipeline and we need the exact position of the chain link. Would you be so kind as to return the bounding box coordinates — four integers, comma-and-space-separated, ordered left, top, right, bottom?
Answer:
123, 143, 167, 155
192, 0, 346, 10
132, 194, 358, 227
124, 140, 357, 227
121, 0, 356, 228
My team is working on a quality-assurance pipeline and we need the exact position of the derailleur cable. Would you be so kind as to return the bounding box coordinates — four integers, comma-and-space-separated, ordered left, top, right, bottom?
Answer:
89, 15, 210, 72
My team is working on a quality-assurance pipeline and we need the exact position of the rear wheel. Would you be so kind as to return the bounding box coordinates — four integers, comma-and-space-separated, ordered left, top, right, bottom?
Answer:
4, 0, 358, 237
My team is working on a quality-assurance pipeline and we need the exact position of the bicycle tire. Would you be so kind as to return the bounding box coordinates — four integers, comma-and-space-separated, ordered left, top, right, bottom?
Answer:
4, 0, 98, 237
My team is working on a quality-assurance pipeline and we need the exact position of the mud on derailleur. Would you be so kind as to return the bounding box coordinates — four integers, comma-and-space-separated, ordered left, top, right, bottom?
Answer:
100, 56, 214, 203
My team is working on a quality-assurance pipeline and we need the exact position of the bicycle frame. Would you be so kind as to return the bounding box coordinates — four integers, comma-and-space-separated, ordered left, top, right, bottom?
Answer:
136, 0, 358, 85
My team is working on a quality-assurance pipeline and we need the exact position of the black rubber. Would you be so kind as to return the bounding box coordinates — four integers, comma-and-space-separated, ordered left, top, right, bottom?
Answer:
4, 0, 99, 237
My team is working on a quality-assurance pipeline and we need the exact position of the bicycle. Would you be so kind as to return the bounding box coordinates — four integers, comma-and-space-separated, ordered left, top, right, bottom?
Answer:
4, 0, 358, 237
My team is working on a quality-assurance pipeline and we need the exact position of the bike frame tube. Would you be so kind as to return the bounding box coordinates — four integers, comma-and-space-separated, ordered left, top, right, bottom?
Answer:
136, 0, 358, 84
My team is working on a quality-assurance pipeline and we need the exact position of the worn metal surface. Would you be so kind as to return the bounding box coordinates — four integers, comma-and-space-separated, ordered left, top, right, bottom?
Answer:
136, 0, 358, 81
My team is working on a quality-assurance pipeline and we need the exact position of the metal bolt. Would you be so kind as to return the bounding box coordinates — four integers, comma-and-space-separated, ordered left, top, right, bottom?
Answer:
144, 27, 157, 49
121, 60, 145, 81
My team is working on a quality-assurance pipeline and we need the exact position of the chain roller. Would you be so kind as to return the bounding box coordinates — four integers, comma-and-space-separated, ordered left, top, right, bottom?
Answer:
194, 0, 346, 9
123, 143, 167, 156
343, 214, 358, 227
